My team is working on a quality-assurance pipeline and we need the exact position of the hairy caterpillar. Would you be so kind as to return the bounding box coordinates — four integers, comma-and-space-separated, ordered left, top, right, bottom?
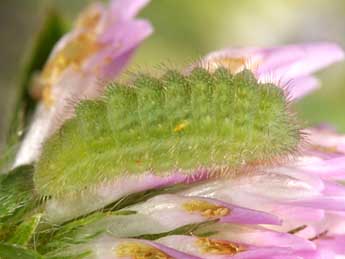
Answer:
35, 67, 300, 197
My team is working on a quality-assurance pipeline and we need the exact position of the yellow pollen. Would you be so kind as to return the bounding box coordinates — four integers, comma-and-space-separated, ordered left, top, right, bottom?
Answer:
103, 56, 113, 65
38, 5, 104, 107
218, 57, 246, 73
196, 238, 246, 255
206, 56, 262, 75
115, 242, 174, 259
41, 85, 54, 107
182, 200, 230, 218
76, 4, 102, 31
173, 121, 188, 132
311, 144, 341, 155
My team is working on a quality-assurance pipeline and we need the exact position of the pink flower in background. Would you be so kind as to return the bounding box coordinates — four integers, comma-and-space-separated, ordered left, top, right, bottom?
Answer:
197, 43, 344, 100
13, 0, 152, 167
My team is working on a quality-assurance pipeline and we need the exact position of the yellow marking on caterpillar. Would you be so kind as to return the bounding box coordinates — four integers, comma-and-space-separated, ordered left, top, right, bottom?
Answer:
174, 121, 188, 132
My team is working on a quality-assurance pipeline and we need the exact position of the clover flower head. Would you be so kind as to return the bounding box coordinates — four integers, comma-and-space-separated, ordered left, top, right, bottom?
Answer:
30, 42, 344, 259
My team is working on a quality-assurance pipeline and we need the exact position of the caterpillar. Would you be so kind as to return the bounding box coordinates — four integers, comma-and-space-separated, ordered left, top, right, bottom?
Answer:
34, 67, 300, 197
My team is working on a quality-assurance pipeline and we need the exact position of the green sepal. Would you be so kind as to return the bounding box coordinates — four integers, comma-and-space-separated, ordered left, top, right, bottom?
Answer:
0, 165, 36, 241
8, 214, 42, 246
35, 211, 112, 255
134, 219, 218, 240
0, 243, 43, 259
45, 251, 92, 259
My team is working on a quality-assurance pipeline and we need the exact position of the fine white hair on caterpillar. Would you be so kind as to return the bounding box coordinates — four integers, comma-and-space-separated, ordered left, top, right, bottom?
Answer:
34, 67, 301, 199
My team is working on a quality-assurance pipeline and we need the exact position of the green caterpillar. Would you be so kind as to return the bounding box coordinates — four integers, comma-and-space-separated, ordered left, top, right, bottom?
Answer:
35, 67, 300, 197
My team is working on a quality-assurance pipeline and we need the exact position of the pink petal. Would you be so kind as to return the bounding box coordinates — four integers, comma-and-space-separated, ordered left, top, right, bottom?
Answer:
110, 0, 150, 20
211, 224, 315, 251
198, 42, 344, 100
158, 235, 294, 259
284, 75, 320, 100
75, 234, 202, 259
315, 235, 345, 255
256, 42, 344, 80
87, 19, 153, 78
299, 156, 345, 180
287, 196, 345, 211
304, 127, 345, 159
125, 194, 280, 229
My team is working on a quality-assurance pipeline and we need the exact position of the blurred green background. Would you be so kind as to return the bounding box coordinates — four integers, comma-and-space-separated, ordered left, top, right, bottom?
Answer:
1, 0, 345, 151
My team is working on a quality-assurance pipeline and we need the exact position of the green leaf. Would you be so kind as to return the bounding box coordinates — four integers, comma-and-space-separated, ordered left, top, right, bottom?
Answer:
0, 243, 43, 259
0, 165, 35, 220
0, 165, 36, 241
102, 184, 187, 213
45, 251, 91, 259
133, 219, 218, 240
36, 212, 108, 255
8, 214, 42, 246
3, 9, 67, 169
